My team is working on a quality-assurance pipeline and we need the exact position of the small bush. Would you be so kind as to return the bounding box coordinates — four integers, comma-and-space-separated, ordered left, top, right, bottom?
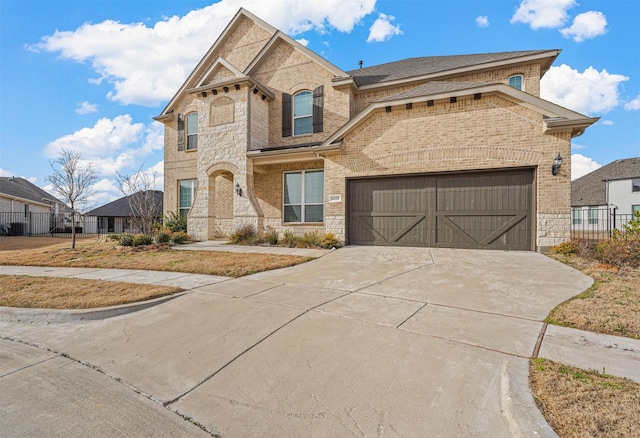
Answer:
280, 229, 299, 248
263, 227, 278, 245
229, 224, 256, 244
163, 212, 187, 233
119, 233, 134, 247
595, 239, 640, 267
132, 234, 153, 247
320, 232, 342, 249
170, 231, 189, 244
107, 234, 121, 241
550, 240, 579, 255
302, 231, 322, 248
154, 231, 171, 244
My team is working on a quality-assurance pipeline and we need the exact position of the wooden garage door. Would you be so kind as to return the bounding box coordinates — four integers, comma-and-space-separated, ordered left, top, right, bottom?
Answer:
347, 169, 534, 250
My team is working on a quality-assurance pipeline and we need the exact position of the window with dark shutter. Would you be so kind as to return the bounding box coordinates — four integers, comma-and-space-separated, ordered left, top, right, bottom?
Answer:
282, 93, 292, 137
177, 114, 185, 151
313, 85, 324, 133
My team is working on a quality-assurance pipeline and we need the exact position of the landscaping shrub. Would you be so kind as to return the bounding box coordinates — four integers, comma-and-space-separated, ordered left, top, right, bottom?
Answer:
119, 233, 134, 247
229, 224, 256, 244
550, 240, 579, 255
594, 211, 640, 267
263, 227, 278, 245
170, 231, 190, 244
163, 211, 187, 233
280, 229, 299, 248
302, 231, 322, 248
132, 234, 153, 247
320, 232, 342, 249
154, 230, 171, 244
107, 234, 121, 241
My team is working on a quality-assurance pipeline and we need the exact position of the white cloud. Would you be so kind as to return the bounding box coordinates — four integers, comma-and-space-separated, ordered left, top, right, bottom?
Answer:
367, 13, 402, 42
44, 115, 163, 177
541, 64, 628, 115
31, 0, 379, 106
571, 154, 601, 180
296, 38, 309, 47
76, 101, 98, 114
560, 11, 607, 42
475, 16, 489, 28
511, 0, 576, 29
624, 94, 640, 111
600, 119, 613, 126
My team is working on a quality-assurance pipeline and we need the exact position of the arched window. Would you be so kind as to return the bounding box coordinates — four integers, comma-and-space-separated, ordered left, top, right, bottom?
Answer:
508, 74, 524, 91
293, 90, 313, 136
186, 112, 198, 150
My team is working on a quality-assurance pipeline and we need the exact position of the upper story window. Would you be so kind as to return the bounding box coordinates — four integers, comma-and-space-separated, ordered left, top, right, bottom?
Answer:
282, 86, 324, 138
186, 112, 198, 150
293, 91, 313, 136
508, 74, 524, 91
632, 178, 640, 192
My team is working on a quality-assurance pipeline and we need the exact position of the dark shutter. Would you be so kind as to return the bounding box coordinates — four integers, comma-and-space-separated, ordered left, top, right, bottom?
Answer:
177, 114, 184, 151
313, 85, 324, 133
282, 93, 292, 137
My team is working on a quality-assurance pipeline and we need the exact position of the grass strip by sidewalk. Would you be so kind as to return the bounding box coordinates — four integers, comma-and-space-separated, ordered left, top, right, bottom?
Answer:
0, 275, 182, 309
530, 358, 640, 438
0, 240, 312, 278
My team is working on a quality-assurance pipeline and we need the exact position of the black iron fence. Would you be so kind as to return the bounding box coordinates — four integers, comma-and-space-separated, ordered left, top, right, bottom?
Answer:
571, 207, 634, 241
0, 212, 103, 238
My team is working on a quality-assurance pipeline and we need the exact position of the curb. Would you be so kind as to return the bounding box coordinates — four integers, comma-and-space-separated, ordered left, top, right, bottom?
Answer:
0, 292, 187, 324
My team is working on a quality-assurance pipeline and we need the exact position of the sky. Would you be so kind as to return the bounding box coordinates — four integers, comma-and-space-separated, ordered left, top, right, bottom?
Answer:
1, 0, 639, 210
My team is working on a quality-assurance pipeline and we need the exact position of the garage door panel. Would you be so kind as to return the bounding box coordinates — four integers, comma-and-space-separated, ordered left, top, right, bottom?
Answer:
347, 170, 533, 250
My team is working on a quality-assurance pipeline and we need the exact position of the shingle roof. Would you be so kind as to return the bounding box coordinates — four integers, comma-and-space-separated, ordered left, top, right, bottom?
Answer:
572, 157, 640, 206
0, 177, 63, 206
87, 191, 163, 217
345, 50, 555, 87
379, 81, 494, 101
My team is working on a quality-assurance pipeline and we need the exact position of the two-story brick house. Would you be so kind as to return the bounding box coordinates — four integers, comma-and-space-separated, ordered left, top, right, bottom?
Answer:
155, 8, 597, 251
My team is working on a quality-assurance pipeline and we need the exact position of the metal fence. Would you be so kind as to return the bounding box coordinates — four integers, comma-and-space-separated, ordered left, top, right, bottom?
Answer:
571, 207, 634, 241
0, 212, 103, 238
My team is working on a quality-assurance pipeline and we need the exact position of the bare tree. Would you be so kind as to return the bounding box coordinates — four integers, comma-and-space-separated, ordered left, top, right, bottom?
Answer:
116, 167, 162, 238
47, 149, 97, 249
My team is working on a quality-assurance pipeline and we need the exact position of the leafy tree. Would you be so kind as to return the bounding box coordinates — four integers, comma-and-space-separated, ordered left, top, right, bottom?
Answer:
47, 149, 97, 249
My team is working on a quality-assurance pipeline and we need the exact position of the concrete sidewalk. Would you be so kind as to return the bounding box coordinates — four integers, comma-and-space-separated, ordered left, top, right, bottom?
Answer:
1, 246, 638, 437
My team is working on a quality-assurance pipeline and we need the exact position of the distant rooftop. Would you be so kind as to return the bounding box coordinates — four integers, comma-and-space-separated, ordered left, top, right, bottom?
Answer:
572, 157, 640, 206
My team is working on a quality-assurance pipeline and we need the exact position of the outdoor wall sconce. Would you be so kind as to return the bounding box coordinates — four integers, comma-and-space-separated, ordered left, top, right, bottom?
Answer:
552, 153, 563, 175
235, 183, 242, 197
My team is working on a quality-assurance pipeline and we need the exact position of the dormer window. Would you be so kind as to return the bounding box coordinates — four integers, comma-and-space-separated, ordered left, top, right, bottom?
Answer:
508, 75, 524, 91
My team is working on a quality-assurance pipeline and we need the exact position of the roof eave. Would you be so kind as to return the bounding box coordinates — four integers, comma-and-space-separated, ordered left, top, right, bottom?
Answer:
247, 143, 341, 165
545, 117, 600, 138
352, 50, 561, 92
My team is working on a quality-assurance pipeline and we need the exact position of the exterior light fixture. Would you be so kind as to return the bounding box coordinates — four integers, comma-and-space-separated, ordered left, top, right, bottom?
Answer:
552, 153, 563, 175
235, 183, 242, 197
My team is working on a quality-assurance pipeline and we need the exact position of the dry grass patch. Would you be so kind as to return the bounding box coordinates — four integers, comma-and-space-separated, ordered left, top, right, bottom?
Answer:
0, 275, 182, 309
547, 254, 640, 339
0, 240, 312, 277
0, 236, 94, 251
530, 358, 640, 438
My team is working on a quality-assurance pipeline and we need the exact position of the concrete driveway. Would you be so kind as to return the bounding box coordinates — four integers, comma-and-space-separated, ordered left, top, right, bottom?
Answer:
0, 247, 593, 437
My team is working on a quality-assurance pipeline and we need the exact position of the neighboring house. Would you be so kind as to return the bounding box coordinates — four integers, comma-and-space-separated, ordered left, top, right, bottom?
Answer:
84, 190, 163, 234
155, 8, 598, 251
0, 177, 68, 235
571, 157, 640, 231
